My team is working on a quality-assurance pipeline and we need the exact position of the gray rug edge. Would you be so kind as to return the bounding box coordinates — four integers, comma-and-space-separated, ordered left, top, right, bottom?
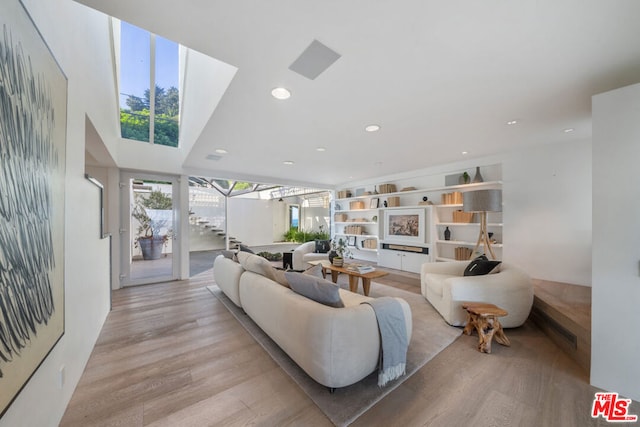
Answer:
206, 284, 461, 427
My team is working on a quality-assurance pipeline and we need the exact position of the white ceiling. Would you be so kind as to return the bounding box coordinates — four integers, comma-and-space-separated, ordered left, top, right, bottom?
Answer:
76, 0, 640, 188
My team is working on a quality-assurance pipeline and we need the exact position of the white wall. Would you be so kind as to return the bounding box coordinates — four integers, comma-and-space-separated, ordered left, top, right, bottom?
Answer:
0, 1, 114, 425
179, 48, 236, 156
503, 140, 592, 285
228, 198, 276, 246
272, 199, 288, 242
591, 82, 640, 401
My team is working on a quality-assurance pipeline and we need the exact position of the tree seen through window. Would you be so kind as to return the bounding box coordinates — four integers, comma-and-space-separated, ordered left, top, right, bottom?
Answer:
120, 21, 179, 147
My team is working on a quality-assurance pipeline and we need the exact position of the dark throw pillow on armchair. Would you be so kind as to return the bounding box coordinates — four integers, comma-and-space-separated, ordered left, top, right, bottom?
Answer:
463, 255, 501, 276
315, 239, 331, 254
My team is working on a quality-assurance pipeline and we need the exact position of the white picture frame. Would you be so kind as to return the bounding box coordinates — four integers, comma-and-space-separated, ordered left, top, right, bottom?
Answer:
383, 208, 426, 244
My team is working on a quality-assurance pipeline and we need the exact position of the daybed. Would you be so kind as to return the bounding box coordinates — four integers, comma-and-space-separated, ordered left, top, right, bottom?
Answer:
213, 253, 413, 389
420, 260, 533, 328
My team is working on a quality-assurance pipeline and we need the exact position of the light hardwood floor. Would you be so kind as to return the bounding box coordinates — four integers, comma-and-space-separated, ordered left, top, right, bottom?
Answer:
60, 268, 639, 427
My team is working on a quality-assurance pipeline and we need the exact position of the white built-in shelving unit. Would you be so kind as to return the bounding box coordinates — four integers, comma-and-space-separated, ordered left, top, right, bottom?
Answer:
332, 167, 503, 270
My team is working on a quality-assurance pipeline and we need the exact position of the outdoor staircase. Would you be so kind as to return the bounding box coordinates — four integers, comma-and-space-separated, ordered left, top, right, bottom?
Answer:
192, 216, 242, 247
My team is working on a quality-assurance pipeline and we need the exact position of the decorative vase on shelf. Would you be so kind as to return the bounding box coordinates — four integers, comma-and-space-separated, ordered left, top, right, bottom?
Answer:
473, 166, 484, 183
444, 226, 451, 241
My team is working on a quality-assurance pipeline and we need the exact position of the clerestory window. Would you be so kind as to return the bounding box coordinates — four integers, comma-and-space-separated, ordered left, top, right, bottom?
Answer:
119, 21, 180, 147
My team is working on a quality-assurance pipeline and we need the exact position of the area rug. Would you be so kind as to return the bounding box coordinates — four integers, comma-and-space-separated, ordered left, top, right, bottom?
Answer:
206, 282, 461, 426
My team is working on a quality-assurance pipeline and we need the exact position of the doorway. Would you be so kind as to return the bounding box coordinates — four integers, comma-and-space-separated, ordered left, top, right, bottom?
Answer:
289, 204, 300, 230
120, 172, 180, 286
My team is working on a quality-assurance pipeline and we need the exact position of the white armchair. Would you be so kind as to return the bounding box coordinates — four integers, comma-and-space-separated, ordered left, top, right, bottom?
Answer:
420, 261, 533, 328
292, 241, 330, 270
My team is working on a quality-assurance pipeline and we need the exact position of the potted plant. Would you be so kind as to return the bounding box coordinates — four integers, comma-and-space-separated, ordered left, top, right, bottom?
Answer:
330, 237, 352, 266
132, 190, 172, 260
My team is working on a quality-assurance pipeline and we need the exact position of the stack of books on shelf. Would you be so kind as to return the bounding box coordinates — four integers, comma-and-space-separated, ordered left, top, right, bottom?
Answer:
346, 264, 376, 274
362, 238, 377, 249
344, 225, 364, 235
455, 247, 473, 260
441, 191, 463, 205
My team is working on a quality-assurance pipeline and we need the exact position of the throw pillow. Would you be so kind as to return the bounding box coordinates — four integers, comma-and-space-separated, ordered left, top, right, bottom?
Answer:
221, 250, 237, 262
284, 271, 344, 308
272, 268, 290, 288
237, 252, 289, 287
314, 240, 330, 254
236, 251, 252, 267
463, 255, 501, 276
238, 244, 254, 254
303, 263, 325, 278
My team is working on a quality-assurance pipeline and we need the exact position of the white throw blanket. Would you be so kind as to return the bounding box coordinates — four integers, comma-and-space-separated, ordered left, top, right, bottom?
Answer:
362, 297, 409, 386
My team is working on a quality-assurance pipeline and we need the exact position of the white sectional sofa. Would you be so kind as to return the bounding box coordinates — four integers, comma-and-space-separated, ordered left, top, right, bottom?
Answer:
213, 254, 413, 390
291, 241, 329, 270
421, 261, 533, 328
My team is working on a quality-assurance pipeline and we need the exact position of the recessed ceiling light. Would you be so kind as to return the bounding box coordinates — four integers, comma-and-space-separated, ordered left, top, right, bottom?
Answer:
365, 124, 381, 132
462, 151, 468, 155
271, 87, 291, 100
316, 147, 326, 152
564, 128, 575, 133
283, 160, 295, 165
215, 148, 228, 154
507, 120, 518, 125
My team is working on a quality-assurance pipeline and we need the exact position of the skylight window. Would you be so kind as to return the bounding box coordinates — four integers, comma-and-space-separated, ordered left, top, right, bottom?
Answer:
119, 21, 180, 147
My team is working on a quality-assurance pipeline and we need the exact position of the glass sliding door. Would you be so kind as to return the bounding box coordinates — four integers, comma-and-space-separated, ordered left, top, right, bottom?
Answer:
121, 172, 180, 286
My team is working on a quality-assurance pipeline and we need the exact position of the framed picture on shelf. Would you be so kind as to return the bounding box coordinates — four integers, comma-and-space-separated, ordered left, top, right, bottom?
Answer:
370, 198, 379, 209
383, 208, 426, 244
347, 236, 357, 246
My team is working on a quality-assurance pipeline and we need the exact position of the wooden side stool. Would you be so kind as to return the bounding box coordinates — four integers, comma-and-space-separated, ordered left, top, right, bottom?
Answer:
461, 302, 511, 354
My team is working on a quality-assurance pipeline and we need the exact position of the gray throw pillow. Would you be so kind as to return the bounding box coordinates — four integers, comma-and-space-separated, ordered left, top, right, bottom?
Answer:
238, 244, 254, 254
221, 250, 237, 261
284, 271, 344, 308
238, 252, 289, 287
303, 263, 325, 278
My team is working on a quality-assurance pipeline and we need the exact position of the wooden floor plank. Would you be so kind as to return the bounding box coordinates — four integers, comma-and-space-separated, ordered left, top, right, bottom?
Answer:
60, 267, 639, 427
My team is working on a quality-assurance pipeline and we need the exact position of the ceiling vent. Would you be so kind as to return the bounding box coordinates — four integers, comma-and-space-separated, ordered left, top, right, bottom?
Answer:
289, 39, 341, 80
206, 154, 222, 161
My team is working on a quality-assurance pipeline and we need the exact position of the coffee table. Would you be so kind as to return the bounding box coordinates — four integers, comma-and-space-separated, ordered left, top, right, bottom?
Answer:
308, 260, 388, 296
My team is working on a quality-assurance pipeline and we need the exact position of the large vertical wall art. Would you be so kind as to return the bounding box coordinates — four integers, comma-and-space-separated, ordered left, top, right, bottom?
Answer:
0, 0, 67, 416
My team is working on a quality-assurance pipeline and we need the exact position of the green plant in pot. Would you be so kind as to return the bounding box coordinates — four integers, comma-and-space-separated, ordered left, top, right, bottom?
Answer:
330, 237, 352, 266
132, 190, 173, 260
